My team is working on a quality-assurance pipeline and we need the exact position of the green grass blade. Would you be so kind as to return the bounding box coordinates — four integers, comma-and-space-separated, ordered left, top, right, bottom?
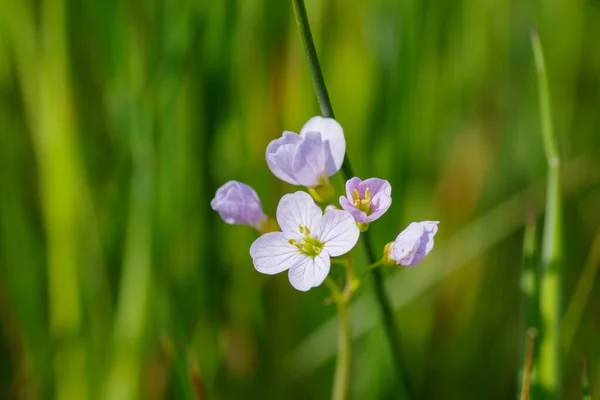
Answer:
531, 29, 563, 399
561, 227, 600, 350
519, 212, 539, 397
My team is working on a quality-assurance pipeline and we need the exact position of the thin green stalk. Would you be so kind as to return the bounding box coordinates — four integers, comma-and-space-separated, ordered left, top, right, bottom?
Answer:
332, 298, 350, 400
323, 276, 350, 400
520, 328, 537, 400
582, 359, 591, 400
519, 212, 539, 396
561, 227, 600, 351
531, 30, 563, 399
292, 1, 412, 397
361, 260, 383, 278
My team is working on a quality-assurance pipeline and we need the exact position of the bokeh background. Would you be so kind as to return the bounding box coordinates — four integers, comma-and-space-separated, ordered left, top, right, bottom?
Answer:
1, 0, 599, 399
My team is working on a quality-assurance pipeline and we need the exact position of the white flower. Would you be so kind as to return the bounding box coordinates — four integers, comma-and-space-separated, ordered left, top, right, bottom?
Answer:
250, 191, 359, 291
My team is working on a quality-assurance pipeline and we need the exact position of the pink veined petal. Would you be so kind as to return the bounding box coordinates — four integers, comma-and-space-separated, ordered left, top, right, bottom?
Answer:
288, 252, 330, 292
250, 232, 301, 275
292, 132, 335, 187
339, 196, 368, 223
266, 131, 302, 185
344, 177, 363, 200
299, 116, 346, 171
314, 210, 360, 257
360, 177, 391, 198
210, 181, 267, 228
276, 191, 323, 234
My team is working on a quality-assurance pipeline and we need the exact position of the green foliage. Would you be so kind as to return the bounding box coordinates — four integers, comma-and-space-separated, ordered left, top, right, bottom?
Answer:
0, 0, 599, 399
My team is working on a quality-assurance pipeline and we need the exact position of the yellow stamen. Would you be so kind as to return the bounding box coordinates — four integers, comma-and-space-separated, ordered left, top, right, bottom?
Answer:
352, 187, 373, 215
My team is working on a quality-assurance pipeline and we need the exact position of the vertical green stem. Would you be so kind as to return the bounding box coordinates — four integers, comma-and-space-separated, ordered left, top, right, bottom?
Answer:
324, 277, 349, 400
561, 227, 600, 351
332, 299, 350, 400
519, 212, 539, 396
581, 359, 591, 400
531, 30, 563, 399
292, 1, 412, 396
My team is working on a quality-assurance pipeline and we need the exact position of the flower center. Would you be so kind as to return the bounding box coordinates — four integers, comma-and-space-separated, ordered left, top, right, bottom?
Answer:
352, 188, 372, 215
288, 224, 324, 257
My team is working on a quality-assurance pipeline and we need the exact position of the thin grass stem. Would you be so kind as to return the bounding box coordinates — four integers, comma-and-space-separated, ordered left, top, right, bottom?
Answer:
531, 29, 563, 399
520, 328, 538, 400
561, 227, 600, 351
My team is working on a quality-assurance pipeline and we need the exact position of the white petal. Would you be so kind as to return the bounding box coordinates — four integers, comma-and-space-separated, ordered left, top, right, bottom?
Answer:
250, 232, 301, 275
314, 210, 360, 257
276, 191, 323, 234
389, 222, 425, 262
299, 116, 346, 171
288, 252, 330, 292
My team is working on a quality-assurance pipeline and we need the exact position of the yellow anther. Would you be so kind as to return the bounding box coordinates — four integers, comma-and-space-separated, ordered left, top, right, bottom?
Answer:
351, 187, 372, 215
288, 239, 297, 245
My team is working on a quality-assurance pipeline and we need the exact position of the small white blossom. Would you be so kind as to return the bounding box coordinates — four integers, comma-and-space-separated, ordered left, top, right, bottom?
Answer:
250, 191, 359, 291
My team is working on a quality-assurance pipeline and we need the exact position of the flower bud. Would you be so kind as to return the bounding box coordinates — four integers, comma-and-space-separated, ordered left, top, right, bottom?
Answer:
211, 181, 267, 230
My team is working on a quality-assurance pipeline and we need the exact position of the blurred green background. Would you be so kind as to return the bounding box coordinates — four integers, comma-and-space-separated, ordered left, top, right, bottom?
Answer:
1, 0, 600, 398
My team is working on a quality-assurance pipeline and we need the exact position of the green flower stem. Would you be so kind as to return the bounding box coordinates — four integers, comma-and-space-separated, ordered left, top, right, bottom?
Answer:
360, 260, 383, 279
292, 0, 413, 397
531, 29, 563, 399
332, 296, 350, 400
323, 276, 349, 400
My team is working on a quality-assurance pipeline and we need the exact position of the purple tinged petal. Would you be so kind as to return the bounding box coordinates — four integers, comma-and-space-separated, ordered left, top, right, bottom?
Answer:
266, 131, 303, 185
390, 221, 439, 266
292, 132, 337, 187
339, 177, 392, 223
276, 191, 323, 234
361, 178, 391, 197
344, 177, 363, 200
288, 252, 331, 291
299, 116, 346, 171
250, 232, 302, 275
211, 181, 267, 228
339, 195, 368, 221
314, 210, 360, 256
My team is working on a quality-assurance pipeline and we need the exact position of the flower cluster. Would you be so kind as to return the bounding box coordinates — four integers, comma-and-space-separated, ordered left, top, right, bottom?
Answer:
211, 116, 438, 291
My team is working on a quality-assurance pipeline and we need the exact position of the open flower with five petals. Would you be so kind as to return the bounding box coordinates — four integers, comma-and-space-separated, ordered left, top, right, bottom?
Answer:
250, 191, 359, 291
266, 117, 345, 192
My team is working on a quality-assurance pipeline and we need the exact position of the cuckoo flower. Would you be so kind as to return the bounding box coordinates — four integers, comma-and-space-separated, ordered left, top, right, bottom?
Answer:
211, 181, 268, 230
383, 221, 439, 266
266, 116, 345, 192
250, 191, 359, 291
339, 177, 392, 226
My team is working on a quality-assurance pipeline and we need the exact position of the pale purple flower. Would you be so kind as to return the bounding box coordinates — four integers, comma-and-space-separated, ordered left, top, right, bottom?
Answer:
339, 177, 392, 223
266, 116, 345, 187
211, 181, 267, 229
250, 191, 359, 291
387, 221, 439, 266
